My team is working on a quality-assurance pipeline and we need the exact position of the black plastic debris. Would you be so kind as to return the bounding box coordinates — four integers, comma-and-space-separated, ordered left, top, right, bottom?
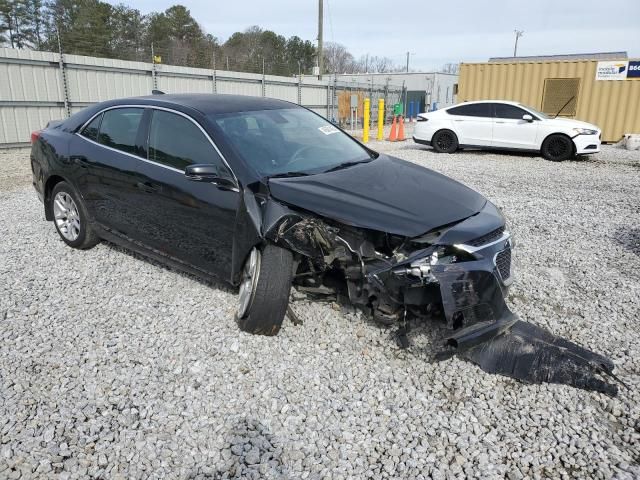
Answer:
443, 318, 619, 396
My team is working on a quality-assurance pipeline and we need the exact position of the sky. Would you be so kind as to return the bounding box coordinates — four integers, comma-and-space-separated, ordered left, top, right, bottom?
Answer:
109, 0, 640, 71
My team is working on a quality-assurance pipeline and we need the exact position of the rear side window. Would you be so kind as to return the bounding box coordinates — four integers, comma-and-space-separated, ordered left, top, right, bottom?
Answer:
494, 103, 529, 120
81, 113, 102, 141
148, 110, 224, 171
98, 108, 144, 155
447, 103, 492, 117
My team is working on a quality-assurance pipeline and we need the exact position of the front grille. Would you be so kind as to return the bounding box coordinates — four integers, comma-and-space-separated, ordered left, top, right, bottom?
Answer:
467, 226, 505, 248
495, 248, 512, 282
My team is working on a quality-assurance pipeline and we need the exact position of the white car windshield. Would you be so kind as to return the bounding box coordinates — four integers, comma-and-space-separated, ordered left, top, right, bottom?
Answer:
209, 108, 374, 177
518, 104, 550, 120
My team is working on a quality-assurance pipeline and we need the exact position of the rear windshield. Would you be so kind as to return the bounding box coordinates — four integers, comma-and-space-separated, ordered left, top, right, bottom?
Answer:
209, 108, 373, 177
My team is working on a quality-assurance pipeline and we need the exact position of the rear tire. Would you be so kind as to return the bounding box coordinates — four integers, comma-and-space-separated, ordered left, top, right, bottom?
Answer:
236, 244, 294, 336
542, 134, 574, 161
50, 181, 100, 250
432, 130, 459, 153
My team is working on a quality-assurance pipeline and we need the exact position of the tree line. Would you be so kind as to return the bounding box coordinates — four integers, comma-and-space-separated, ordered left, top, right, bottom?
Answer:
0, 0, 452, 76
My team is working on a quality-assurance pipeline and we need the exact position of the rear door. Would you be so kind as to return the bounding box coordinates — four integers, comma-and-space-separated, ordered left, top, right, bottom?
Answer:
445, 103, 493, 146
72, 107, 146, 236
131, 108, 239, 278
490, 103, 539, 149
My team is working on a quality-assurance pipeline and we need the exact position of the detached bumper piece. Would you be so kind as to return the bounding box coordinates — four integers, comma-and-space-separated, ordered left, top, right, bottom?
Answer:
432, 263, 619, 395
441, 308, 619, 396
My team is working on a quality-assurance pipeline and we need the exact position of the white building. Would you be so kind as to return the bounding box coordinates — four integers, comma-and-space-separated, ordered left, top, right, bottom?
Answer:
335, 71, 459, 115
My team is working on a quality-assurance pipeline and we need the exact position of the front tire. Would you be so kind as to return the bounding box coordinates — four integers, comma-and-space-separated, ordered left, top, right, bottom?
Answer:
542, 134, 574, 161
236, 244, 294, 336
50, 181, 100, 249
432, 130, 459, 153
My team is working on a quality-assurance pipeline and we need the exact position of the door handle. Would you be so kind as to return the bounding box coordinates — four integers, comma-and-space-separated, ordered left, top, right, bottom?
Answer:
454, 119, 464, 122
135, 181, 160, 193
495, 121, 506, 124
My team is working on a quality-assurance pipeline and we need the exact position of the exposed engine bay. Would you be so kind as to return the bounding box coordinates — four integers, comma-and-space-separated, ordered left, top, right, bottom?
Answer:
249, 194, 621, 396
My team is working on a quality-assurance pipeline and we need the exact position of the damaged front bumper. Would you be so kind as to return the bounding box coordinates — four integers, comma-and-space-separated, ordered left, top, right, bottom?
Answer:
381, 230, 619, 395
255, 194, 619, 395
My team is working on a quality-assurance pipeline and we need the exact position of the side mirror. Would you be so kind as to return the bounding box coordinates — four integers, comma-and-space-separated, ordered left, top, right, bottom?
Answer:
185, 164, 237, 189
522, 114, 534, 122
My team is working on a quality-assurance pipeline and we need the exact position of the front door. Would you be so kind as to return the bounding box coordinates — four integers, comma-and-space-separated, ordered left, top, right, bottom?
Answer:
131, 108, 239, 279
490, 103, 539, 149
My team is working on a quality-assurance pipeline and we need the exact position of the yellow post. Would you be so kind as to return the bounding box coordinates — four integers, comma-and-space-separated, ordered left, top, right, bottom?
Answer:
363, 98, 370, 143
377, 98, 384, 140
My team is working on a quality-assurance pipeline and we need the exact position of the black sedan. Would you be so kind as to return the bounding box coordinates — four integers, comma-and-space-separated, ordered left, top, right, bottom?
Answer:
30, 94, 618, 394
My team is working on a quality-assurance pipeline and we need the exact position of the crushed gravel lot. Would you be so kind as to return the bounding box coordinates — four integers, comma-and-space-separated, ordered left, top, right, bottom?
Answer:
1, 142, 639, 479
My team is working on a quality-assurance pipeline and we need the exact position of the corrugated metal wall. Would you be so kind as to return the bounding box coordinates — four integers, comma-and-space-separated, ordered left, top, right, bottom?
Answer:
458, 60, 640, 142
2, 48, 388, 147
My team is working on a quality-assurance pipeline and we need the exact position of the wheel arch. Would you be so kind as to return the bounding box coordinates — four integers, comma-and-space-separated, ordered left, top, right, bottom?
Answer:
432, 128, 460, 153
433, 127, 459, 140
43, 174, 68, 221
541, 132, 576, 155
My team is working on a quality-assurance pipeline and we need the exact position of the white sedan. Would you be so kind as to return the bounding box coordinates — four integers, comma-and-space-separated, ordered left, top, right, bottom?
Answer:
413, 100, 601, 161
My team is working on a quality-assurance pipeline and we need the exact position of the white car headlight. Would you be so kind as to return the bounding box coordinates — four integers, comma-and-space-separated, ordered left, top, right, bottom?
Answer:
573, 128, 598, 135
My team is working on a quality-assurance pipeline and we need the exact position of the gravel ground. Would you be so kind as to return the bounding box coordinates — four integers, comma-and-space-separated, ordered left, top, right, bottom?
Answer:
1, 143, 639, 479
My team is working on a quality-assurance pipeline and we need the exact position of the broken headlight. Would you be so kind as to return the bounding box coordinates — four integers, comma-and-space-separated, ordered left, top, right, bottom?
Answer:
430, 246, 463, 265
393, 245, 472, 281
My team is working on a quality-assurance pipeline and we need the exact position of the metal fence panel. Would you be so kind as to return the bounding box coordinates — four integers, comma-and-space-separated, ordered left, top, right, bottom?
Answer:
0, 47, 402, 146
0, 105, 66, 145
215, 78, 263, 97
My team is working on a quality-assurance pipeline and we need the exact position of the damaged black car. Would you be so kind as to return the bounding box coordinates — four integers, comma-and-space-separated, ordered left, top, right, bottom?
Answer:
30, 94, 620, 395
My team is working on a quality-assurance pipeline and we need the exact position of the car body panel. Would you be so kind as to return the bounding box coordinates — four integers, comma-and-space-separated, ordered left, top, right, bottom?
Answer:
267, 154, 487, 237
450, 114, 493, 146
491, 118, 539, 149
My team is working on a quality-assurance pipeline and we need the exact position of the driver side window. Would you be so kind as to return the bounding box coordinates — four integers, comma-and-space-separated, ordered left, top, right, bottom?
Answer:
148, 110, 226, 172
494, 104, 529, 120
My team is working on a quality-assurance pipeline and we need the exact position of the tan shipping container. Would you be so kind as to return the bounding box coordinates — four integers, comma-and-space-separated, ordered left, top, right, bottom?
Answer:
457, 59, 640, 142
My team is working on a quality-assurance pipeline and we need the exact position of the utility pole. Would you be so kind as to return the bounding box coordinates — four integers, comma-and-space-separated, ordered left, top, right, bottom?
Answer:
406, 51, 410, 73
317, 0, 323, 79
513, 30, 524, 57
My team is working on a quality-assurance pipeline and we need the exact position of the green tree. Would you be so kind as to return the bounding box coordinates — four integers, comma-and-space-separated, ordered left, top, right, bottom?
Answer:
143, 5, 216, 68
0, 0, 44, 48
0, 0, 12, 46
286, 35, 316, 76
109, 3, 144, 60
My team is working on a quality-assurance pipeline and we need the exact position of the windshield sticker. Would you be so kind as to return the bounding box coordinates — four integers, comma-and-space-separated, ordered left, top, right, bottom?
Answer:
318, 125, 339, 135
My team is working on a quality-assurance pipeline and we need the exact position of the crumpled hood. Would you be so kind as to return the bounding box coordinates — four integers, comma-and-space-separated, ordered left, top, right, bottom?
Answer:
267, 154, 487, 237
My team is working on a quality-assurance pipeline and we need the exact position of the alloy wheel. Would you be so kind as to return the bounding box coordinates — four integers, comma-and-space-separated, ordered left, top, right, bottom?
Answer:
548, 137, 569, 159
238, 247, 261, 317
53, 191, 81, 241
437, 133, 453, 150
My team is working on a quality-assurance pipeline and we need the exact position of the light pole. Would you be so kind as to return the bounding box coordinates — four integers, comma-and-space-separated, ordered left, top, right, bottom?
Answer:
405, 52, 415, 73
513, 30, 524, 57
317, 0, 323, 79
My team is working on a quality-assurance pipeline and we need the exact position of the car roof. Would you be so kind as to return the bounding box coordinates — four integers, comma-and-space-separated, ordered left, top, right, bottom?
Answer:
113, 93, 300, 115
448, 100, 522, 107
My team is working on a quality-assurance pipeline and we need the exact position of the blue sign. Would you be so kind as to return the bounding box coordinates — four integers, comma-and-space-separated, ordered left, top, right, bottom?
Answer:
628, 61, 640, 78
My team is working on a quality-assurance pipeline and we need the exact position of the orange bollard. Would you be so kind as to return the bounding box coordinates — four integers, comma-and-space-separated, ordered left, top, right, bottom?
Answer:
388, 115, 397, 141
397, 115, 406, 141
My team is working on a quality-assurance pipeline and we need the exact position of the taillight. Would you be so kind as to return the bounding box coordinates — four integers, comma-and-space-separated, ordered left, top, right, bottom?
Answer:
416, 116, 428, 122
30, 130, 41, 144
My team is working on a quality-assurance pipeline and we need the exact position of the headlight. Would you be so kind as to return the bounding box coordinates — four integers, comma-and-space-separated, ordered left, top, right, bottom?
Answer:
573, 128, 598, 135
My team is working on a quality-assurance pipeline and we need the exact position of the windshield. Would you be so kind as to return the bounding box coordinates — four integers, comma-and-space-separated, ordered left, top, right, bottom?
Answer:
519, 103, 550, 120
209, 108, 374, 177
